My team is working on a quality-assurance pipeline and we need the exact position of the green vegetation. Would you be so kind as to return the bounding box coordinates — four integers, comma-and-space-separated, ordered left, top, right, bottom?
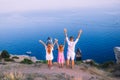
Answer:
4, 58, 14, 62
36, 60, 47, 64
12, 56, 19, 59
75, 61, 83, 65
0, 50, 14, 62
100, 61, 115, 68
1, 50, 10, 58
88, 60, 99, 67
21, 58, 33, 64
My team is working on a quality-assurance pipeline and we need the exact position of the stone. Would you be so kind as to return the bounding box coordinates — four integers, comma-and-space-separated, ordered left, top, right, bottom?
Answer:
114, 47, 120, 64
10, 55, 38, 63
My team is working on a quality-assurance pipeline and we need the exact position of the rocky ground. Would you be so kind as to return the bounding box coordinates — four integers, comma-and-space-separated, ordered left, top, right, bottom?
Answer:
0, 62, 119, 80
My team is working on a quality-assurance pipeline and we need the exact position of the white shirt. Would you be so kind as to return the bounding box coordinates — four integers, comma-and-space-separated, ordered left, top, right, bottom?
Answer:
45, 46, 53, 55
66, 37, 79, 53
45, 46, 54, 60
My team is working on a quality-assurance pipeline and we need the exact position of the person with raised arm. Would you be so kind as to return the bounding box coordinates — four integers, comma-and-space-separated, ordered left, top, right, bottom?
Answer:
64, 28, 82, 69
39, 39, 57, 69
56, 39, 65, 68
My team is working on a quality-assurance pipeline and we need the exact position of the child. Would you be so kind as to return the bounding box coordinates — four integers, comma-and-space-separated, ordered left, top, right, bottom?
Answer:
64, 28, 82, 68
46, 37, 53, 45
56, 39, 65, 68
39, 39, 57, 69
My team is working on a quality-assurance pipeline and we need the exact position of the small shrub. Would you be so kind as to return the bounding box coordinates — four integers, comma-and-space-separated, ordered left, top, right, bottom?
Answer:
75, 61, 82, 65
36, 60, 47, 64
21, 58, 33, 64
100, 61, 114, 68
1, 50, 10, 58
89, 61, 99, 67
12, 56, 19, 59
4, 58, 14, 62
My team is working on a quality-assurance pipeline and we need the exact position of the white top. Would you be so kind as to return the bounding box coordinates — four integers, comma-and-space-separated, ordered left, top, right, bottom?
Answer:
66, 37, 79, 53
45, 46, 53, 55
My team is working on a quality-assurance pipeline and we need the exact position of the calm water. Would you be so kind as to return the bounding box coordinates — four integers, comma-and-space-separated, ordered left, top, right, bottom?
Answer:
0, 10, 120, 63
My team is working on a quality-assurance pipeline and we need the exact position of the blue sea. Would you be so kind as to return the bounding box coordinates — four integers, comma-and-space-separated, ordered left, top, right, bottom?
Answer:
0, 9, 120, 63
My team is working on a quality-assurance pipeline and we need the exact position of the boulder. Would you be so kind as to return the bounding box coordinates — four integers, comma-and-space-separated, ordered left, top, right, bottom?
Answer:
83, 59, 94, 65
31, 56, 38, 63
114, 47, 120, 64
11, 55, 38, 63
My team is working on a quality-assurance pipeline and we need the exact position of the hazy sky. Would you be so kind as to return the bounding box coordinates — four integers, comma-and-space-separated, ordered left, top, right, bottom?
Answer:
0, 0, 120, 28
0, 0, 120, 13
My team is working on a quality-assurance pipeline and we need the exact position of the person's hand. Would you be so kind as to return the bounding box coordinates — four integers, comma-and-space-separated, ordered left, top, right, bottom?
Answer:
54, 38, 58, 43
39, 40, 42, 42
64, 28, 67, 33
79, 29, 82, 34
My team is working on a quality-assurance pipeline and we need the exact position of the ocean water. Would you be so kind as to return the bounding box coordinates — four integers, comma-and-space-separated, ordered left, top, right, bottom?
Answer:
0, 10, 120, 63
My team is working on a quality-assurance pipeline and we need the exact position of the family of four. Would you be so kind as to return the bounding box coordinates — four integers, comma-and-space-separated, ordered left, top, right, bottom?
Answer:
39, 28, 82, 69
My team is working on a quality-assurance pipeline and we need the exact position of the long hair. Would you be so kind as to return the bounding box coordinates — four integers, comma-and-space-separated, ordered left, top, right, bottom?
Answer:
47, 44, 52, 54
59, 45, 64, 52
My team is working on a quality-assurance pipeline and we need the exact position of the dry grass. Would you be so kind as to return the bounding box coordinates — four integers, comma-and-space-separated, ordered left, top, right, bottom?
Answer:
87, 67, 114, 80
0, 62, 119, 80
0, 71, 26, 80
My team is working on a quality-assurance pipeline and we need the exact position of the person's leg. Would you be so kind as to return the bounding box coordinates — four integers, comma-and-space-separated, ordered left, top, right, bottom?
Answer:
67, 53, 70, 67
47, 60, 50, 68
61, 63, 64, 68
58, 59, 61, 68
71, 53, 75, 69
61, 58, 64, 68
58, 58, 61, 68
72, 60, 75, 68
66, 59, 70, 67
49, 60, 52, 68
59, 63, 61, 68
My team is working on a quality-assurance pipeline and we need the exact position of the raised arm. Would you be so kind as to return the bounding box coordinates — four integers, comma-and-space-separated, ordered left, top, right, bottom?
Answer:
39, 40, 46, 47
56, 39, 59, 49
77, 29, 82, 39
53, 38, 58, 47
63, 39, 66, 48
64, 28, 68, 38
